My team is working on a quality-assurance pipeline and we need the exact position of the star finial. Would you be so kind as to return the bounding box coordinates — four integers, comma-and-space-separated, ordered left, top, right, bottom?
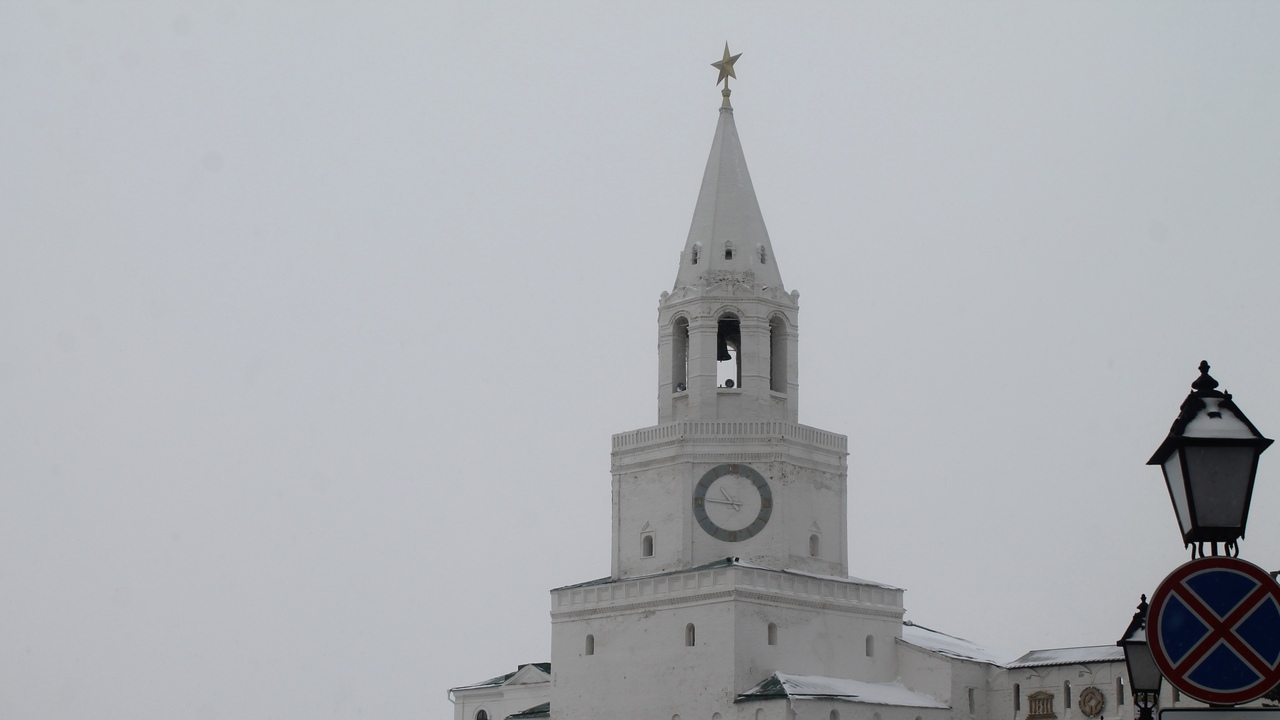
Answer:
711, 43, 741, 107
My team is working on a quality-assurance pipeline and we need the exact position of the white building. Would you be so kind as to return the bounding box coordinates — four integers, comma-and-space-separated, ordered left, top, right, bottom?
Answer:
448, 74, 1237, 720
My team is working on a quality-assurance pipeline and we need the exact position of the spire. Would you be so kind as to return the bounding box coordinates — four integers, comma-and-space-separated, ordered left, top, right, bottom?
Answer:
674, 63, 785, 292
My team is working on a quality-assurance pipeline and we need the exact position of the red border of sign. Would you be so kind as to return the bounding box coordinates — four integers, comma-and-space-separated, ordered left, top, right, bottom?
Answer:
1148, 556, 1280, 706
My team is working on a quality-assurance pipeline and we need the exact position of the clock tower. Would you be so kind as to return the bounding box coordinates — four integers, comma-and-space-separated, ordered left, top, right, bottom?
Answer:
548, 52, 904, 720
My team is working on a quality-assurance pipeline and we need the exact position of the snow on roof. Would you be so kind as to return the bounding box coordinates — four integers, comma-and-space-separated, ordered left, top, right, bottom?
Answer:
1008, 646, 1124, 668
738, 673, 949, 709
449, 663, 551, 692
553, 557, 900, 592
900, 621, 1006, 666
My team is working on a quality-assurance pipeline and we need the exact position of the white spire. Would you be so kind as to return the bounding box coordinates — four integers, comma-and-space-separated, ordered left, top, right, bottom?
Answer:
674, 104, 785, 292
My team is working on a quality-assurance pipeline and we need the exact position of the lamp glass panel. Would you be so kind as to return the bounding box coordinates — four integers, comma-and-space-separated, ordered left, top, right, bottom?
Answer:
1124, 643, 1163, 694
1163, 452, 1193, 536
1184, 445, 1254, 528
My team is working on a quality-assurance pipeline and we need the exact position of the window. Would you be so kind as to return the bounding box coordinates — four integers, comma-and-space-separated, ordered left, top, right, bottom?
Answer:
1014, 684, 1021, 712
476, 711, 489, 720
968, 688, 976, 715
830, 711, 840, 720
1118, 677, 1126, 706
1064, 681, 1072, 709
865, 635, 874, 657
685, 623, 695, 647
642, 534, 654, 558
1172, 686, 1180, 703
716, 314, 741, 388
769, 316, 787, 393
724, 241, 734, 260
767, 622, 777, 646
691, 243, 700, 265
1028, 691, 1055, 719
585, 634, 594, 656
809, 534, 820, 557
758, 244, 767, 264
671, 317, 689, 394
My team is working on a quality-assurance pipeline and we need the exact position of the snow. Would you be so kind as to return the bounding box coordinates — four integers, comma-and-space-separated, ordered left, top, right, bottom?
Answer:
900, 621, 1007, 665
1007, 646, 1124, 668
744, 673, 950, 708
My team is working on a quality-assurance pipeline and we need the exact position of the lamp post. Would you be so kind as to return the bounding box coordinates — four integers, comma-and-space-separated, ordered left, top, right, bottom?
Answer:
1118, 595, 1161, 720
1147, 361, 1273, 557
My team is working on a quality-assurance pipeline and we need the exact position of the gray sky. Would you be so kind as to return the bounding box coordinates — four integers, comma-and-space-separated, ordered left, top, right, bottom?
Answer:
4, 2, 1280, 719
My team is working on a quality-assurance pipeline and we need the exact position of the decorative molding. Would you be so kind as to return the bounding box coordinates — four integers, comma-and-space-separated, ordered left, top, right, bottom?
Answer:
1078, 687, 1104, 718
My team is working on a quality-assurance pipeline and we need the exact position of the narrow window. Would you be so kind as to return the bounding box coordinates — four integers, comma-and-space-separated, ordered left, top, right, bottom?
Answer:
1172, 685, 1180, 703
685, 623, 695, 647
1118, 677, 1126, 705
769, 316, 787, 393
1014, 684, 1021, 712
758, 244, 767, 264
809, 534, 820, 557
865, 635, 874, 657
724, 241, 734, 260
1064, 681, 1071, 709
756, 711, 765, 720
716, 314, 741, 388
767, 622, 777, 646
968, 688, 976, 715
585, 634, 594, 656
691, 243, 700, 265
641, 534, 654, 558
476, 711, 489, 720
671, 317, 689, 393
830, 711, 840, 720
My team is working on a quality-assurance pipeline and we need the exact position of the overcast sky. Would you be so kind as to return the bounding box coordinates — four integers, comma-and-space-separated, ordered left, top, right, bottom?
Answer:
4, 2, 1280, 719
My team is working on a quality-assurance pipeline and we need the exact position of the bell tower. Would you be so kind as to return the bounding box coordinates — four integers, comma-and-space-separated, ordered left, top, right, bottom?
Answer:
609, 53, 848, 581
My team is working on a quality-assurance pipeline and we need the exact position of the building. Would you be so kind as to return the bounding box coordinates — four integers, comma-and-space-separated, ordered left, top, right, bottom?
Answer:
448, 63, 1242, 720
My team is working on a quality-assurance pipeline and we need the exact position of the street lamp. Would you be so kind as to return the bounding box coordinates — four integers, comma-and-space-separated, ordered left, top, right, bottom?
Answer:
1147, 361, 1272, 556
1118, 595, 1161, 720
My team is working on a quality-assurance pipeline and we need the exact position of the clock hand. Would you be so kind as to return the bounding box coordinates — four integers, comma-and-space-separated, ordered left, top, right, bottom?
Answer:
720, 486, 741, 511
705, 498, 742, 509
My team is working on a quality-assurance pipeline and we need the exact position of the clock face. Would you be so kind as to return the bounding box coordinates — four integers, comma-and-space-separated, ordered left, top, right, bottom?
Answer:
692, 464, 772, 542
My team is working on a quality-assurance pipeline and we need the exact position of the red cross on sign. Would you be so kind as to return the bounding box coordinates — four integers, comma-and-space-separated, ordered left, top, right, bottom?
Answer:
1147, 557, 1280, 706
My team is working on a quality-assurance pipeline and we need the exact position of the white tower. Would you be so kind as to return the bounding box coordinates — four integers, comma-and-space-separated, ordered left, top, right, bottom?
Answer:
548, 52, 907, 720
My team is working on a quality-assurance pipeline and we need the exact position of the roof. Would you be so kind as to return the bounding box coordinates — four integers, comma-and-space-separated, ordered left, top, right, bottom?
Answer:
506, 702, 550, 719
900, 621, 1006, 666
673, 102, 785, 292
552, 557, 900, 593
737, 673, 949, 709
448, 663, 551, 693
1008, 646, 1124, 668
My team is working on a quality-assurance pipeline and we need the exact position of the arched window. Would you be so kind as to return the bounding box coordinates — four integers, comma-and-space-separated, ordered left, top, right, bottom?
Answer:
691, 243, 700, 265
476, 711, 488, 720
809, 534, 820, 557
585, 634, 594, 656
1064, 681, 1072, 709
756, 711, 765, 720
1118, 677, 1127, 705
672, 317, 689, 394
767, 622, 778, 646
758, 244, 767, 264
1014, 684, 1021, 712
724, 241, 734, 260
1172, 685, 1180, 703
830, 710, 840, 720
769, 316, 787, 393
716, 314, 741, 388
641, 534, 654, 558
685, 623, 696, 647
865, 634, 874, 657
968, 688, 976, 715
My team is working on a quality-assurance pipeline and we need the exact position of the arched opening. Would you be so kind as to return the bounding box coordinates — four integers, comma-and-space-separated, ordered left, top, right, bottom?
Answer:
756, 710, 765, 720
830, 711, 840, 720
968, 688, 976, 715
690, 243, 700, 265
809, 534, 820, 557
476, 711, 488, 720
767, 622, 777, 646
641, 534, 654, 558
1014, 684, 1021, 712
769, 316, 787, 393
1064, 681, 1072, 709
685, 623, 696, 647
585, 634, 594, 656
672, 317, 689, 393
724, 241, 734, 260
865, 634, 874, 657
1118, 677, 1127, 705
758, 244, 767, 264
717, 314, 741, 388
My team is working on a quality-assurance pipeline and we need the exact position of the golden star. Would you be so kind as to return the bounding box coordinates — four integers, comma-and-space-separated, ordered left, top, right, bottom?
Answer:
711, 43, 742, 87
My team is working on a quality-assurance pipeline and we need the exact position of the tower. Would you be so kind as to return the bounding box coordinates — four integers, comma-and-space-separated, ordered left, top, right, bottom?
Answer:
548, 50, 907, 720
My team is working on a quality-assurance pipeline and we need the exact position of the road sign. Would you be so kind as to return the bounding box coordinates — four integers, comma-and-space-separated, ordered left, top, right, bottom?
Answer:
1148, 556, 1280, 705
